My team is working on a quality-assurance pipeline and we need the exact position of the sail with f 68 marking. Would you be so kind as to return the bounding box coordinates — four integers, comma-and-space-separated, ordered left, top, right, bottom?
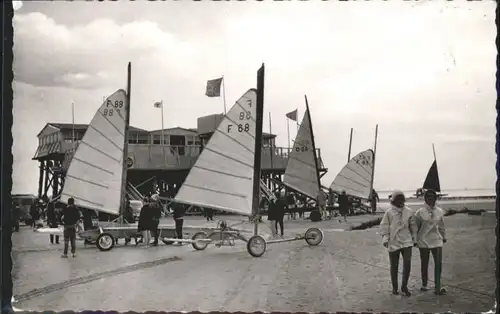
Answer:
60, 90, 128, 215
175, 89, 258, 216
329, 149, 374, 199
283, 106, 320, 199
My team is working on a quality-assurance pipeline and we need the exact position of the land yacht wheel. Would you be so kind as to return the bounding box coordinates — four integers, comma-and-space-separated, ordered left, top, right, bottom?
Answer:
304, 227, 323, 246
96, 233, 115, 251
162, 238, 175, 245
191, 232, 209, 251
247, 235, 267, 257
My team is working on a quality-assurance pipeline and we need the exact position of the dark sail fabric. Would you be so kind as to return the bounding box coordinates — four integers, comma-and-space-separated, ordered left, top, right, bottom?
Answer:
422, 160, 441, 192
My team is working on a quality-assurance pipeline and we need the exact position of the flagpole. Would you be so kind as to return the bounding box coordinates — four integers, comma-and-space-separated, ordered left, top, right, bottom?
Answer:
222, 76, 227, 115
296, 108, 299, 132
72, 102, 75, 149
287, 118, 291, 153
348, 128, 353, 162
269, 112, 274, 169
161, 100, 165, 162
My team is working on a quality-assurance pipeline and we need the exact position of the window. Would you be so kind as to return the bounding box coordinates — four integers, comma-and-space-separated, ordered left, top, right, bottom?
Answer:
137, 139, 148, 144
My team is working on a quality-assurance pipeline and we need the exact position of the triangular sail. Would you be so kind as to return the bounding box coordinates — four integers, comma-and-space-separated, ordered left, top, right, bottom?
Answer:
329, 149, 374, 199
175, 89, 258, 216
283, 107, 320, 199
60, 90, 128, 215
422, 160, 441, 192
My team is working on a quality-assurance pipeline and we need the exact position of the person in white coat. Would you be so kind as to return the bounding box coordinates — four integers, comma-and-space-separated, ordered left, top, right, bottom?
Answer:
379, 190, 417, 296
414, 189, 447, 295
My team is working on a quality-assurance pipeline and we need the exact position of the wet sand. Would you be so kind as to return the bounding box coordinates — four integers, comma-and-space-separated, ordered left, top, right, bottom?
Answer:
11, 213, 496, 312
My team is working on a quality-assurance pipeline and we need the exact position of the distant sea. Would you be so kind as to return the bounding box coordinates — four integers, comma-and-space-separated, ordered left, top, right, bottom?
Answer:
377, 189, 496, 200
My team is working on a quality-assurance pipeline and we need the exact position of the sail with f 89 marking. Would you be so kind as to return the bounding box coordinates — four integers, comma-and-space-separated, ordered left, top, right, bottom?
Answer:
175, 89, 258, 216
60, 90, 128, 215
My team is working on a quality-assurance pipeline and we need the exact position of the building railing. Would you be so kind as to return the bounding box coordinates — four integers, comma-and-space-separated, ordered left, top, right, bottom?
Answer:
50, 141, 325, 171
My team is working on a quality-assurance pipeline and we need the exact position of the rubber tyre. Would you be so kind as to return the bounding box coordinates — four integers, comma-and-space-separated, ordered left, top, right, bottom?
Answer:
162, 238, 175, 245
310, 210, 321, 222
246, 235, 267, 258
304, 227, 323, 246
191, 232, 209, 251
96, 232, 115, 252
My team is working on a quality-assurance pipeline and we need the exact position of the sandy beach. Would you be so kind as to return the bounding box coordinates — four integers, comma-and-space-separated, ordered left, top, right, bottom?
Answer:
11, 211, 495, 313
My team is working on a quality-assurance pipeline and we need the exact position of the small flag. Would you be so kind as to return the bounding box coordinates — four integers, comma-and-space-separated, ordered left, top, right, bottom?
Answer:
205, 77, 223, 97
153, 101, 163, 108
286, 109, 298, 121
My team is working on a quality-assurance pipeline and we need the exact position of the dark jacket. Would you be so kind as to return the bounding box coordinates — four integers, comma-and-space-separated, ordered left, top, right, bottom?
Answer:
150, 202, 162, 227
124, 203, 135, 223
81, 209, 93, 230
61, 205, 81, 227
46, 203, 58, 228
172, 203, 185, 220
274, 197, 286, 219
30, 203, 40, 221
338, 194, 349, 213
268, 198, 285, 221
138, 204, 154, 232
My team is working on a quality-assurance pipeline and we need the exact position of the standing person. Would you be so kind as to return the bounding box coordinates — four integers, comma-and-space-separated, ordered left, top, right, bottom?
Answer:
30, 201, 39, 228
81, 209, 93, 231
172, 203, 185, 245
379, 190, 417, 296
124, 200, 135, 223
338, 191, 349, 222
150, 194, 162, 246
415, 189, 447, 295
274, 194, 286, 237
46, 202, 59, 244
60, 198, 81, 258
11, 202, 20, 232
317, 191, 327, 220
370, 189, 380, 215
137, 199, 152, 247
267, 194, 278, 238
205, 207, 214, 222
327, 189, 335, 218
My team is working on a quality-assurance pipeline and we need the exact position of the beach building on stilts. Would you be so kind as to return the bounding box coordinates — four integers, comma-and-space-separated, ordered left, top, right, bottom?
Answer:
32, 106, 327, 209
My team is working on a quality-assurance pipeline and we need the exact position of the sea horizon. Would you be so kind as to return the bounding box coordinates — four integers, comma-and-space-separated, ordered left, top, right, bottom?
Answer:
377, 188, 496, 199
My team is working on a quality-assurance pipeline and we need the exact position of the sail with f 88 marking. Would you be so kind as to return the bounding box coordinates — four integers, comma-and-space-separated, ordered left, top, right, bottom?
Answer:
175, 89, 258, 216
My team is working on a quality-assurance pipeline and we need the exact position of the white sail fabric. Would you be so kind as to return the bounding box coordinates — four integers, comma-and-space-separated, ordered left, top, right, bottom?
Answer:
60, 90, 128, 215
329, 149, 374, 199
175, 89, 258, 216
283, 108, 320, 199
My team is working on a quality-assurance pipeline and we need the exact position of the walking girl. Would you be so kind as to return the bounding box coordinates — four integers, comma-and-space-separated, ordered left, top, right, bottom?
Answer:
379, 190, 417, 296
414, 189, 447, 295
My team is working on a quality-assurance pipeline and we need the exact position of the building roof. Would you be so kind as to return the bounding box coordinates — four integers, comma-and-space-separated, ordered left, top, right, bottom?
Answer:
38, 123, 276, 138
38, 123, 149, 137
149, 127, 198, 134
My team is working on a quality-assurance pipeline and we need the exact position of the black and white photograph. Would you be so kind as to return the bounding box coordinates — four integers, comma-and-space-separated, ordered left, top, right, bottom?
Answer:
6, 0, 497, 313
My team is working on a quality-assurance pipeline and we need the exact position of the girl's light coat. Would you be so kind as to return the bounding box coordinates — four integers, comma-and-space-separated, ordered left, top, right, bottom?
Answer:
414, 205, 446, 248
379, 205, 417, 252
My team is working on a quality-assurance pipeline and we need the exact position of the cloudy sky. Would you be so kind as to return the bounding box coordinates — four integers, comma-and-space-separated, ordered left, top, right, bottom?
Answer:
13, 0, 496, 195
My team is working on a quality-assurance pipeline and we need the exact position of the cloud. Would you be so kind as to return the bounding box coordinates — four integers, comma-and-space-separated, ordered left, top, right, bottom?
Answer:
13, 13, 196, 89
11, 2, 497, 195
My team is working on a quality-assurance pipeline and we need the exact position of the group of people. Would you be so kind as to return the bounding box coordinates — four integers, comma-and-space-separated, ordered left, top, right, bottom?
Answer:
380, 189, 447, 296
136, 194, 186, 247
317, 189, 351, 222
